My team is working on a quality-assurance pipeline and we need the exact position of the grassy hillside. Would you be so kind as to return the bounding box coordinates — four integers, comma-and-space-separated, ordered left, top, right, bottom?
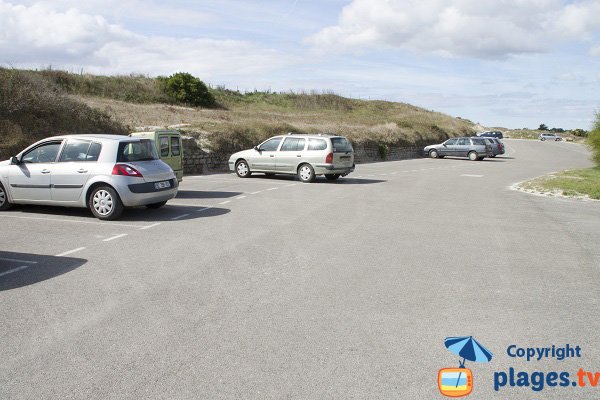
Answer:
1, 68, 475, 159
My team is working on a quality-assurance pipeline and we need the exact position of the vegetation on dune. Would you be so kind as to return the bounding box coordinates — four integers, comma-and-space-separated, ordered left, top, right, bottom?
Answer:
519, 168, 600, 200
588, 111, 600, 166
1, 67, 476, 159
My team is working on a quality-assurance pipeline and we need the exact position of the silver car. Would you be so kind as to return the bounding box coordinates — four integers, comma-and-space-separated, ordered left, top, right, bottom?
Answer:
539, 133, 562, 141
0, 135, 178, 220
423, 137, 493, 161
228, 134, 355, 183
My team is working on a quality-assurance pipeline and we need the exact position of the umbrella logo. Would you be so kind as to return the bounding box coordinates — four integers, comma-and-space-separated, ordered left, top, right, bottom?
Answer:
438, 336, 493, 397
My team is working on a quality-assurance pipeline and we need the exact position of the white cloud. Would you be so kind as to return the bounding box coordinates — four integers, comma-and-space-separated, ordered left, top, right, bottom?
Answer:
554, 72, 578, 81
0, 1, 290, 77
308, 0, 600, 58
590, 45, 600, 56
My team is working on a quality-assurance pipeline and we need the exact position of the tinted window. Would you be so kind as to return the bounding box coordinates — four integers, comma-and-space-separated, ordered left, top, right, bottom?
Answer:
259, 137, 282, 152
457, 138, 469, 146
87, 142, 102, 161
117, 140, 158, 162
59, 140, 91, 162
472, 138, 486, 145
160, 136, 169, 157
331, 137, 353, 153
171, 137, 181, 156
280, 137, 306, 151
22, 141, 62, 164
308, 138, 327, 151
445, 138, 458, 145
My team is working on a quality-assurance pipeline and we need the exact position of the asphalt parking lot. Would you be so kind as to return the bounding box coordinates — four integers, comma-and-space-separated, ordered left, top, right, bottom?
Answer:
1, 139, 599, 399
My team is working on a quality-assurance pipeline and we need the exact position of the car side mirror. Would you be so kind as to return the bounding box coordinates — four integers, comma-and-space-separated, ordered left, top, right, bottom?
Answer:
254, 146, 261, 152
10, 156, 20, 165
443, 144, 447, 147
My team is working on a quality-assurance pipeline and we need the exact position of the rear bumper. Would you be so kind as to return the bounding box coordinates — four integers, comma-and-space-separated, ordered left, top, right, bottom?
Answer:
313, 163, 355, 176
115, 178, 178, 207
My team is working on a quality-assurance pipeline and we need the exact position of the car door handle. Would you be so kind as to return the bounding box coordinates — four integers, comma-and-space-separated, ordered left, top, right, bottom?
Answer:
41, 169, 51, 174
77, 169, 88, 173
296, 155, 301, 157
270, 155, 275, 157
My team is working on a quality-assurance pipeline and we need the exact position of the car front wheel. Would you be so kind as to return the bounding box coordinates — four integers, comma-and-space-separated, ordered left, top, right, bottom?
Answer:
89, 186, 124, 220
468, 151, 479, 161
429, 149, 439, 158
235, 160, 251, 178
0, 183, 12, 211
298, 164, 315, 183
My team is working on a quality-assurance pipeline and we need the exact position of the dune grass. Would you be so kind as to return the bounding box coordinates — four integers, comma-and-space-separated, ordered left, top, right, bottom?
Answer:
519, 168, 600, 200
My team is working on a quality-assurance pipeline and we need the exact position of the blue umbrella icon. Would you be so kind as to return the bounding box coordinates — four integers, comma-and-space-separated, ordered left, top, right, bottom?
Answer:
444, 336, 493, 387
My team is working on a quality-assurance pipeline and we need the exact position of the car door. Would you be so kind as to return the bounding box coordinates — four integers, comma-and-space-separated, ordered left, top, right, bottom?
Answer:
8, 140, 63, 202
51, 139, 101, 203
439, 138, 457, 156
250, 137, 282, 171
276, 137, 306, 173
456, 138, 470, 157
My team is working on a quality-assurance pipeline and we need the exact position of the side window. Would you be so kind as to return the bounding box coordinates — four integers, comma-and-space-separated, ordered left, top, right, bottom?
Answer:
472, 138, 485, 145
259, 137, 282, 152
59, 140, 91, 162
159, 136, 169, 157
170, 137, 181, 156
87, 142, 102, 161
22, 141, 62, 164
457, 138, 469, 146
445, 139, 458, 146
280, 138, 306, 151
307, 138, 327, 151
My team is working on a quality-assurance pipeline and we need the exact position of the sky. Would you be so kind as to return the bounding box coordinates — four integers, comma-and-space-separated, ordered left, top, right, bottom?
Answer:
1, 0, 599, 130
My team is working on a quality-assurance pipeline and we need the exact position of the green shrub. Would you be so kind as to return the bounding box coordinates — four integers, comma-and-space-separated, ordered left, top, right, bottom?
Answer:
160, 72, 216, 108
588, 112, 600, 166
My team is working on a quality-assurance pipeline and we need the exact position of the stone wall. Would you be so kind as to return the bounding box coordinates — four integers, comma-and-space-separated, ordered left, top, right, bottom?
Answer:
181, 137, 424, 176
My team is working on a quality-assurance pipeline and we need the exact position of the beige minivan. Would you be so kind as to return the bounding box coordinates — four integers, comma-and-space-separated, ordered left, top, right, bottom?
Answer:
130, 130, 183, 182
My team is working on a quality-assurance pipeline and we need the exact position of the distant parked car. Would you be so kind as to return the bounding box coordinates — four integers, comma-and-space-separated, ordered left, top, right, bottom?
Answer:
539, 133, 562, 141
0, 135, 178, 220
228, 133, 355, 183
477, 131, 504, 139
130, 130, 183, 182
423, 137, 493, 161
483, 138, 505, 157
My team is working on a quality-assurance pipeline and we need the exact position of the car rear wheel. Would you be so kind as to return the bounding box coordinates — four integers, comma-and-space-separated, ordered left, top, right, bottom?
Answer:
429, 149, 439, 159
235, 160, 251, 178
298, 164, 315, 183
468, 151, 479, 161
540, 138, 545, 141
325, 174, 340, 181
146, 201, 167, 209
0, 183, 12, 211
89, 186, 123, 220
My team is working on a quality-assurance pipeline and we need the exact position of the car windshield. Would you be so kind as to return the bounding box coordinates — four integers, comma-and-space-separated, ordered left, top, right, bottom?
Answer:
117, 140, 158, 162
331, 137, 353, 153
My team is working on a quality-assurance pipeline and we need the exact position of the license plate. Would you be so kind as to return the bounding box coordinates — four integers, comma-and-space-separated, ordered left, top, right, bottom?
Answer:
155, 180, 171, 189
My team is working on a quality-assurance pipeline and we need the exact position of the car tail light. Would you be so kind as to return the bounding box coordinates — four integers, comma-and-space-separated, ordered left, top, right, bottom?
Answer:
325, 152, 333, 163
112, 163, 143, 177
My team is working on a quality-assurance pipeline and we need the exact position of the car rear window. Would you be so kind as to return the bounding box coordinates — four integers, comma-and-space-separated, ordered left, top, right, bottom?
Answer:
117, 140, 158, 162
307, 138, 327, 151
472, 138, 486, 145
331, 137, 353, 153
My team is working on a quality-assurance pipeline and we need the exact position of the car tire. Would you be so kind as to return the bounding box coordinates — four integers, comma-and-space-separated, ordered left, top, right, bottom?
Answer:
88, 185, 124, 220
146, 201, 167, 209
325, 174, 340, 181
0, 182, 12, 211
429, 149, 439, 159
298, 164, 315, 183
235, 160, 251, 178
468, 151, 479, 161
540, 138, 545, 141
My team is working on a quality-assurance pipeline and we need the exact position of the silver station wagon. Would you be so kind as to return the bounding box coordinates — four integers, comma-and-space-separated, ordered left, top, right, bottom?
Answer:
0, 135, 178, 220
228, 134, 355, 183
423, 137, 493, 161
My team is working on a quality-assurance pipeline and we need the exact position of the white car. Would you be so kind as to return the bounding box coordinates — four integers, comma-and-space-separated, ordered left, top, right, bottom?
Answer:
539, 133, 562, 141
0, 135, 178, 220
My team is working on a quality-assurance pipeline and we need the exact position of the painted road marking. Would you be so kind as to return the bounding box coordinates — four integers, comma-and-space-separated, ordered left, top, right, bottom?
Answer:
219, 200, 231, 205
0, 265, 30, 277
171, 214, 190, 221
0, 257, 38, 265
0, 214, 147, 229
103, 233, 128, 242
266, 187, 278, 191
55, 247, 86, 257
139, 223, 161, 230
250, 191, 263, 195
461, 174, 484, 178
196, 207, 213, 213
235, 195, 247, 200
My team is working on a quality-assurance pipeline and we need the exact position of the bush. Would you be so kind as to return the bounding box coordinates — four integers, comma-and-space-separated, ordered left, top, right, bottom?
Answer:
588, 112, 600, 166
160, 72, 216, 108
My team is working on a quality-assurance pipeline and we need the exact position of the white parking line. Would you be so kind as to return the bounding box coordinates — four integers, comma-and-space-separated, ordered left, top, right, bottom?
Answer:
0, 265, 30, 277
235, 195, 247, 200
285, 183, 297, 187
55, 247, 86, 257
461, 174, 484, 178
0, 257, 38, 265
0, 214, 147, 229
103, 233, 128, 242
250, 191, 263, 195
171, 214, 190, 221
266, 187, 278, 191
196, 207, 212, 213
139, 223, 161, 230
219, 200, 231, 205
